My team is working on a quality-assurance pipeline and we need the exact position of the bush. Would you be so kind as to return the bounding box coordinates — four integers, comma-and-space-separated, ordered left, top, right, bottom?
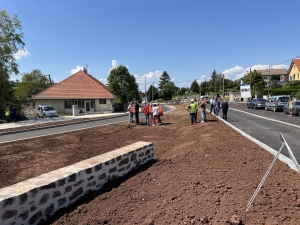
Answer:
270, 88, 300, 96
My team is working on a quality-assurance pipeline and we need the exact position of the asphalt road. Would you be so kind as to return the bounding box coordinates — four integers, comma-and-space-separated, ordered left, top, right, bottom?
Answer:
0, 104, 173, 143
227, 103, 300, 162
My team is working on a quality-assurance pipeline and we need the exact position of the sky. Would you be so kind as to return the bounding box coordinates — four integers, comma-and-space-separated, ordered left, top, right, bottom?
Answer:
2, 0, 300, 92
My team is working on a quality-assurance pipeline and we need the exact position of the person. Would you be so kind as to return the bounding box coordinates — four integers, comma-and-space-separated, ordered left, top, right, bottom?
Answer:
221, 99, 229, 121
215, 98, 220, 116
152, 103, 159, 126
158, 103, 163, 124
5, 106, 10, 123
194, 98, 198, 122
234, 95, 238, 104
149, 103, 153, 125
10, 106, 17, 122
288, 97, 295, 117
134, 101, 140, 124
127, 102, 134, 123
143, 103, 150, 126
210, 96, 215, 114
187, 99, 197, 125
199, 97, 206, 123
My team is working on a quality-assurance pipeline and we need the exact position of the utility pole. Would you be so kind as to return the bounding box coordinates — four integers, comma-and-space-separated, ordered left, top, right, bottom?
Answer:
145, 76, 146, 102
268, 66, 270, 99
152, 82, 154, 102
222, 74, 224, 98
48, 74, 52, 86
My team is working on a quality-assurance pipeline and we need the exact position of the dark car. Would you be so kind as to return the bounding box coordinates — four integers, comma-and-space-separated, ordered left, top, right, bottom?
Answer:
247, 98, 267, 109
283, 101, 300, 116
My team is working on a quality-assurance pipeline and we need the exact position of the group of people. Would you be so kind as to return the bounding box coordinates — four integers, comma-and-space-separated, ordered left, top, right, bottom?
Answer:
187, 96, 229, 124
186, 96, 206, 124
127, 101, 163, 126
5, 106, 18, 123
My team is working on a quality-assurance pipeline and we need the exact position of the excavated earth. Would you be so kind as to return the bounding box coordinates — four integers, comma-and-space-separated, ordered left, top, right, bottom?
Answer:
1, 104, 300, 225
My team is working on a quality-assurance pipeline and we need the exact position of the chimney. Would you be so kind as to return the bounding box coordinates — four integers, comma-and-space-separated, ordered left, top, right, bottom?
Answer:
83, 67, 88, 73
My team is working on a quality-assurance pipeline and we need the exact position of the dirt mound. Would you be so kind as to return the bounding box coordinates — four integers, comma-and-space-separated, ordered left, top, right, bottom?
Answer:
1, 104, 300, 224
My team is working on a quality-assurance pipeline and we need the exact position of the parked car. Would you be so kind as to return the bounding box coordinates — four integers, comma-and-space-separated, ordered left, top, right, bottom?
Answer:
247, 98, 267, 109
37, 104, 58, 118
265, 95, 290, 112
283, 101, 300, 116
182, 96, 187, 99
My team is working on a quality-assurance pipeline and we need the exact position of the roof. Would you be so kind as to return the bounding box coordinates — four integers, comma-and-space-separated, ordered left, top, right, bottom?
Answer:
288, 58, 300, 73
33, 70, 115, 99
256, 69, 287, 76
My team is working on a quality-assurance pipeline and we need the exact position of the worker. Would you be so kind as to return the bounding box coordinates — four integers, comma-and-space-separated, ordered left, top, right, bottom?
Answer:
186, 99, 197, 125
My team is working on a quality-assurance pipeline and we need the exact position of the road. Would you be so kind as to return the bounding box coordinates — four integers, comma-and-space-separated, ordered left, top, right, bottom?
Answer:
0, 104, 173, 143
227, 103, 300, 162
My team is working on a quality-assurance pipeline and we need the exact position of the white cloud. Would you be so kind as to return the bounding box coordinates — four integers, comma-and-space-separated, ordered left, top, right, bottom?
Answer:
222, 65, 244, 80
99, 78, 108, 85
108, 60, 118, 74
197, 75, 207, 84
70, 66, 84, 74
14, 48, 31, 60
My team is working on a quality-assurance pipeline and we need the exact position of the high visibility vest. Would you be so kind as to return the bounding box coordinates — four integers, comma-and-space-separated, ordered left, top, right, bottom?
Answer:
158, 106, 163, 115
132, 107, 136, 114
5, 110, 10, 116
149, 107, 153, 115
189, 103, 197, 113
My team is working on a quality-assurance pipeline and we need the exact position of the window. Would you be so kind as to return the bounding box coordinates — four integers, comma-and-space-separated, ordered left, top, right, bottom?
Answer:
99, 99, 107, 104
91, 99, 95, 108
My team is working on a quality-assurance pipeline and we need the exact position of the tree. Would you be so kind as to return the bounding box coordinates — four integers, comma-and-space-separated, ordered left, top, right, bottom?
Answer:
190, 79, 200, 93
108, 65, 139, 103
244, 70, 265, 96
146, 85, 159, 101
158, 71, 171, 91
160, 81, 176, 100
14, 70, 53, 105
178, 87, 188, 96
0, 10, 25, 118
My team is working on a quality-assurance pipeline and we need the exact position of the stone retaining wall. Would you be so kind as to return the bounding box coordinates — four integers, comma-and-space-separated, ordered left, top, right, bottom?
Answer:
0, 141, 153, 225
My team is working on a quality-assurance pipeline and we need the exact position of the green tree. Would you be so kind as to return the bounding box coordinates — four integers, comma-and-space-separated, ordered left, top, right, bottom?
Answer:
190, 79, 200, 92
14, 69, 53, 105
244, 70, 264, 88
146, 84, 159, 101
108, 65, 139, 103
158, 71, 171, 91
160, 81, 176, 100
0, 10, 25, 118
244, 70, 265, 96
178, 87, 187, 96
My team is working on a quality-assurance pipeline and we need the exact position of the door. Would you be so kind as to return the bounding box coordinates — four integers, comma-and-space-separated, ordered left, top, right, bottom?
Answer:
85, 101, 90, 112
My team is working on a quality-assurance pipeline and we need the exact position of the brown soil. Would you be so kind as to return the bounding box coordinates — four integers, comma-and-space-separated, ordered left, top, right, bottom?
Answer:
1, 104, 300, 225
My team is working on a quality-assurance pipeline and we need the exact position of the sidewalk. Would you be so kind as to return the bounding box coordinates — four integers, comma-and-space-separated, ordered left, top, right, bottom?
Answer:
0, 112, 128, 130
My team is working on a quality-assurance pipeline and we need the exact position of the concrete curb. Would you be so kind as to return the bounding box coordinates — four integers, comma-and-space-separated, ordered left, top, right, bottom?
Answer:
207, 109, 299, 172
0, 113, 128, 136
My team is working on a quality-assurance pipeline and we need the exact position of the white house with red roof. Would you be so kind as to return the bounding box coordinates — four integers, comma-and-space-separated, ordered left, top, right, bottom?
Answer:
33, 70, 115, 114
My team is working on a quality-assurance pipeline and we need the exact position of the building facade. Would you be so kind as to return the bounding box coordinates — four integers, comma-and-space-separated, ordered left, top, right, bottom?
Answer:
33, 70, 115, 114
288, 58, 300, 81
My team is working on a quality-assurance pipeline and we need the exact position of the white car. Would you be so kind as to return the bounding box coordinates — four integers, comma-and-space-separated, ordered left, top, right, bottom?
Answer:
37, 104, 58, 118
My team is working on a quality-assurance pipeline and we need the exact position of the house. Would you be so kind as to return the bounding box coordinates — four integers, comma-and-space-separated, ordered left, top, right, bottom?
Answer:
255, 69, 288, 86
33, 70, 115, 114
288, 58, 300, 81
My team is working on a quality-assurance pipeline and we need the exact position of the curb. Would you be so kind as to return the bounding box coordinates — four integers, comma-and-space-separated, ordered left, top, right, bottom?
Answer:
207, 109, 299, 172
0, 113, 128, 136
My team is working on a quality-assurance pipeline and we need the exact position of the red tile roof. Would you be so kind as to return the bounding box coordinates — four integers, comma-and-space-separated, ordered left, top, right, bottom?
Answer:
293, 58, 300, 71
33, 70, 115, 99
